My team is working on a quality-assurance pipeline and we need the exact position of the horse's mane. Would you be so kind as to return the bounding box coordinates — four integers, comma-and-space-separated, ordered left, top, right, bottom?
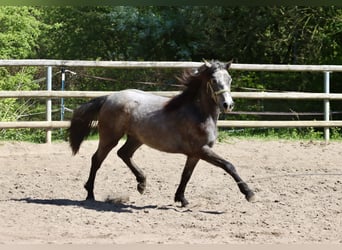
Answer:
164, 65, 208, 112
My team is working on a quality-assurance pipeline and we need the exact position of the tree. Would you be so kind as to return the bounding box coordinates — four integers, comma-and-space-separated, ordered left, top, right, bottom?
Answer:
0, 7, 42, 59
38, 6, 117, 60
37, 6, 342, 117
1, 6, 341, 141
0, 7, 43, 140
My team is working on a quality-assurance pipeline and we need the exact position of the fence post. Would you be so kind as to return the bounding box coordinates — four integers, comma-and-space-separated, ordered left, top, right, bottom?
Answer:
60, 68, 65, 121
46, 66, 52, 143
324, 71, 331, 142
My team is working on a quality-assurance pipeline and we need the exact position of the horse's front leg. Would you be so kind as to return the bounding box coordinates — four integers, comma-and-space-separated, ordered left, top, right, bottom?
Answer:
199, 146, 255, 202
175, 157, 199, 207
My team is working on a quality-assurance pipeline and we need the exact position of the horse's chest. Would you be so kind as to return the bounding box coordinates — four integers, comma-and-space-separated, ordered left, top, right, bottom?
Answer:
198, 119, 217, 145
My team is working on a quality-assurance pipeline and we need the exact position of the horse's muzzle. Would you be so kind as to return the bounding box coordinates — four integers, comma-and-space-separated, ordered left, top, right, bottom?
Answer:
222, 101, 234, 113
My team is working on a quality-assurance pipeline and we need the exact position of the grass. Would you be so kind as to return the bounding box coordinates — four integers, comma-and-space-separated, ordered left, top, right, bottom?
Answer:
217, 127, 342, 142
1, 127, 342, 143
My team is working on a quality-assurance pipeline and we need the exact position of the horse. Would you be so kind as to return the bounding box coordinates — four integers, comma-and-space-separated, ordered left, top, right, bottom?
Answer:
68, 60, 255, 207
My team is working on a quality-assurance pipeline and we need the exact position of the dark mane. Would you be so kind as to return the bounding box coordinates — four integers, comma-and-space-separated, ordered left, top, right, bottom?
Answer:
164, 65, 208, 112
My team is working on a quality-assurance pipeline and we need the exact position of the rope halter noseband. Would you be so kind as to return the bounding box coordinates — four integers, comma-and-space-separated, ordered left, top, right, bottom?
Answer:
206, 80, 231, 105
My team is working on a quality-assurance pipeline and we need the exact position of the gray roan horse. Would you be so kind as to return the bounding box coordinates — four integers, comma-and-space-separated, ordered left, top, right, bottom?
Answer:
69, 60, 255, 207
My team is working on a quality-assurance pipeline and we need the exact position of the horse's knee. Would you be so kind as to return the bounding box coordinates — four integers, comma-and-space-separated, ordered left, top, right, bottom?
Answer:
117, 148, 124, 159
117, 147, 131, 160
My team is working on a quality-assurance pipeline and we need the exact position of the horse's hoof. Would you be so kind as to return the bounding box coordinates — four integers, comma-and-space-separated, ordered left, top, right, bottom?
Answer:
175, 195, 189, 207
137, 182, 146, 194
181, 200, 189, 207
246, 192, 256, 202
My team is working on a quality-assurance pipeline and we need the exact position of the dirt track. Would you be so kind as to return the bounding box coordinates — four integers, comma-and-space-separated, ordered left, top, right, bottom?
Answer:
0, 139, 341, 244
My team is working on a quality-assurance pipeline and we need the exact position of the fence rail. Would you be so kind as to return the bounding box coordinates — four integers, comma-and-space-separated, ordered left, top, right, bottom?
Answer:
2, 90, 342, 100
1, 60, 342, 142
1, 59, 342, 72
1, 120, 342, 130
1, 90, 342, 128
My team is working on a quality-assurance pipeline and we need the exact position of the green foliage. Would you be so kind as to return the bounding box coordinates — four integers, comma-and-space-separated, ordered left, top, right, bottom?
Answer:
38, 6, 201, 61
0, 6, 49, 141
217, 127, 342, 142
0, 7, 42, 59
0, 128, 45, 143
0, 6, 342, 142
331, 127, 342, 140
0, 67, 42, 141
0, 7, 44, 141
0, 67, 39, 121
37, 6, 115, 60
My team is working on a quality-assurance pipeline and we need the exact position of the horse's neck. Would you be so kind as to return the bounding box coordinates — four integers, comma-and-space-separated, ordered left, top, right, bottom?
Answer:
197, 84, 220, 122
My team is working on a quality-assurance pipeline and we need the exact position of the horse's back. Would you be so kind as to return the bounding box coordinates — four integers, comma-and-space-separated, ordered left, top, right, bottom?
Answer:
98, 89, 168, 131
108, 89, 168, 107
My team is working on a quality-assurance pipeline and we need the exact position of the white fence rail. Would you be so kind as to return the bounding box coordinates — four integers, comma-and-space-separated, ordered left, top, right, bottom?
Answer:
2, 120, 342, 129
1, 60, 342, 142
1, 59, 342, 71
2, 90, 342, 100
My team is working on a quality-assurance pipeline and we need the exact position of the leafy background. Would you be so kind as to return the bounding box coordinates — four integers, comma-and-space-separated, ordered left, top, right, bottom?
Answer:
0, 6, 341, 141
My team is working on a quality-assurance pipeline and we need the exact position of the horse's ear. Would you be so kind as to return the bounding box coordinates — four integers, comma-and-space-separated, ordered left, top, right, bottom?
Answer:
226, 60, 233, 69
203, 59, 212, 68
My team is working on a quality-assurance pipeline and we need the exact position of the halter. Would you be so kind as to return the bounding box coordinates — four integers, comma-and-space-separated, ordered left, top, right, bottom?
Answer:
206, 80, 230, 104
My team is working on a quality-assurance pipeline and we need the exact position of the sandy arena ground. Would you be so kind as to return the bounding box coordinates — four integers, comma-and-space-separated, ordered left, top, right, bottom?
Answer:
0, 139, 341, 244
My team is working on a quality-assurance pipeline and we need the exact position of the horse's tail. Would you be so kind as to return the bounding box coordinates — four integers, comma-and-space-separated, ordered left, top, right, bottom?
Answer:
68, 95, 108, 155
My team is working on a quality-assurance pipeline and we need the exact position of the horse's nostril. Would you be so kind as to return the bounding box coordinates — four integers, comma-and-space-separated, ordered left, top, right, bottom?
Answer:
223, 102, 234, 110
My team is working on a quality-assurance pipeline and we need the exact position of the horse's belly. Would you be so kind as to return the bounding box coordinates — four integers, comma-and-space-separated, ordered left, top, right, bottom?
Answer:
129, 117, 216, 154
129, 121, 183, 153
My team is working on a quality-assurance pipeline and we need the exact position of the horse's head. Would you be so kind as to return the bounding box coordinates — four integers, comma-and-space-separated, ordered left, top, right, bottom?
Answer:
203, 60, 234, 113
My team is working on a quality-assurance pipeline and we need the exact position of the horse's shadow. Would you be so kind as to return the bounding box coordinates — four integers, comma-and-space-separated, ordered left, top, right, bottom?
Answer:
12, 197, 226, 214
13, 197, 157, 213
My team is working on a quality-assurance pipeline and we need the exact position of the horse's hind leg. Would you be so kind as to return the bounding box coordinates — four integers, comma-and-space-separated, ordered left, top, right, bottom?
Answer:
175, 157, 199, 207
84, 136, 120, 200
117, 136, 146, 194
